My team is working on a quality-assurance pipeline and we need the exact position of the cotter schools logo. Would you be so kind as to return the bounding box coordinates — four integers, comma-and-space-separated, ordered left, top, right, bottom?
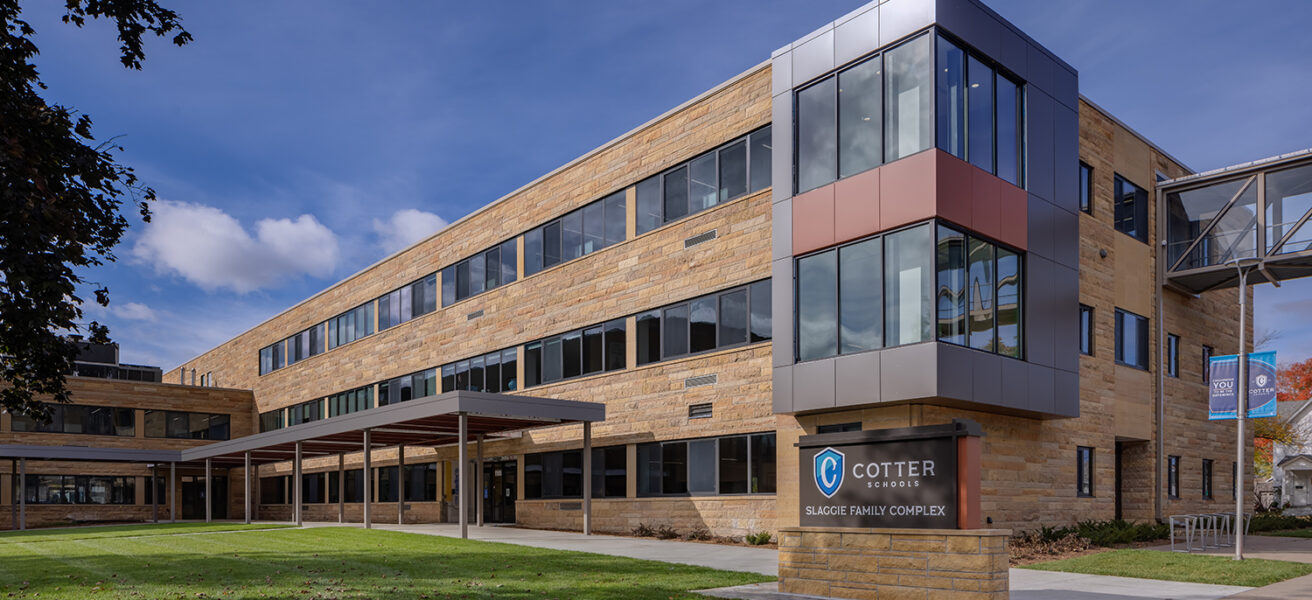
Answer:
814, 447, 845, 498
1256, 374, 1269, 387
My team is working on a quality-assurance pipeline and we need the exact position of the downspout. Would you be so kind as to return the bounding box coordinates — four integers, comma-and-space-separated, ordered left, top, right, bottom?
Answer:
1155, 188, 1167, 524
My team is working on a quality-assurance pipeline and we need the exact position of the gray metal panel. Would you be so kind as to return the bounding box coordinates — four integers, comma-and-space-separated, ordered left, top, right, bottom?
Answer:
1027, 194, 1054, 260
771, 93, 794, 204
792, 28, 835, 88
879, 0, 935, 45
1052, 263, 1081, 373
1051, 204, 1079, 269
1000, 356, 1029, 410
971, 352, 1003, 408
0, 445, 179, 463
834, 5, 880, 67
1025, 255, 1056, 368
993, 19, 1029, 80
1051, 103, 1081, 215
1051, 64, 1079, 111
771, 258, 795, 368
1027, 362, 1056, 415
771, 53, 793, 98
793, 359, 837, 412
1025, 41, 1055, 95
773, 198, 793, 261
1026, 89, 1056, 203
1053, 368, 1080, 417
835, 351, 882, 407
935, 343, 975, 401
879, 343, 938, 401
935, 0, 1000, 61
773, 366, 794, 413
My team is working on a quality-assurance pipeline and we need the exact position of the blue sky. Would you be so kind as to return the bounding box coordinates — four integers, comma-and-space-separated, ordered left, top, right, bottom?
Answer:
20, 0, 1312, 370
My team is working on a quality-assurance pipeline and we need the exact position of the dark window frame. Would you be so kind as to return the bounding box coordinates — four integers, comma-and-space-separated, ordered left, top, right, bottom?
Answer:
1202, 345, 1214, 383
523, 318, 626, 388
1168, 455, 1180, 499
1113, 174, 1149, 243
635, 280, 772, 367
1079, 304, 1094, 356
1076, 446, 1094, 498
10, 404, 135, 437
637, 126, 772, 234
144, 410, 231, 440
1166, 333, 1180, 378
1202, 458, 1214, 499
1114, 308, 1150, 370
636, 432, 776, 497
442, 238, 518, 307
1079, 162, 1094, 214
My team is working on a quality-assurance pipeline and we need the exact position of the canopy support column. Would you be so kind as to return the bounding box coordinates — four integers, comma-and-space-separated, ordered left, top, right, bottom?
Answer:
151, 464, 159, 523
583, 421, 592, 536
169, 461, 177, 523
458, 413, 467, 539
10, 459, 16, 530
244, 452, 252, 524
17, 458, 25, 531
397, 445, 406, 525
293, 441, 303, 526
337, 454, 345, 524
362, 429, 372, 529
204, 458, 213, 523
476, 434, 484, 528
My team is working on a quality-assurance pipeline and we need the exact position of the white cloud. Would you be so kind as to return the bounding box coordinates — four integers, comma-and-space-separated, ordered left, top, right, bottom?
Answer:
132, 200, 340, 293
111, 302, 158, 322
373, 209, 449, 255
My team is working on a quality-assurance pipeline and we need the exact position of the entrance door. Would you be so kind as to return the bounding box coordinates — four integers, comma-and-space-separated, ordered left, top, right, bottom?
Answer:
180, 476, 228, 520
1114, 443, 1124, 520
483, 460, 517, 524
1295, 472, 1310, 507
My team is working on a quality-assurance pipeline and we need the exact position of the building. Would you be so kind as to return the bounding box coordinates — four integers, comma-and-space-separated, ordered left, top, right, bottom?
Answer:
6, 0, 1293, 534
1272, 399, 1312, 514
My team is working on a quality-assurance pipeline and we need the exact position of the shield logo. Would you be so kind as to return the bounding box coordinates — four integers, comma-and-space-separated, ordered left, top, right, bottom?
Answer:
814, 447, 845, 498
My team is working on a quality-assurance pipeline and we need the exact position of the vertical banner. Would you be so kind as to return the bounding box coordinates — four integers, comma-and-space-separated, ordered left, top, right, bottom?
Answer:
1208, 351, 1277, 420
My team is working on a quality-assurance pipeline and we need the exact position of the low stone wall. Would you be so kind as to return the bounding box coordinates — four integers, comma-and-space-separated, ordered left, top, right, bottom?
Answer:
778, 527, 1010, 600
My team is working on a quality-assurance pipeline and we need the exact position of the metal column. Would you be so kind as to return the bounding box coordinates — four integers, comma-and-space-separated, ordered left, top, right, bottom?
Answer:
397, 445, 406, 525
1235, 262, 1251, 561
9, 459, 15, 530
583, 422, 592, 536
17, 458, 25, 531
151, 464, 159, 523
204, 458, 212, 523
294, 441, 303, 526
243, 452, 252, 524
457, 413, 467, 539
337, 454, 345, 524
169, 462, 176, 523
362, 429, 372, 529
476, 434, 484, 528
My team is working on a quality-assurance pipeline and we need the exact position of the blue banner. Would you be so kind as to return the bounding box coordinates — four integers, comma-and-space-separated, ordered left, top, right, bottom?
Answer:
1208, 351, 1278, 420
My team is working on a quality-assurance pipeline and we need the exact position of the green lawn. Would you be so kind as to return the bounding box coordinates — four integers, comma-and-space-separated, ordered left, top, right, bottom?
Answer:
1022, 549, 1312, 587
0, 526, 770, 599
0, 522, 293, 544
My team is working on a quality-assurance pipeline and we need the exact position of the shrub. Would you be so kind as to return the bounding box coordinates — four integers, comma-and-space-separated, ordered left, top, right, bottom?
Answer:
744, 531, 773, 545
1009, 531, 1090, 561
685, 528, 712, 541
632, 523, 655, 537
1251, 514, 1312, 532
654, 524, 680, 540
1017, 519, 1168, 549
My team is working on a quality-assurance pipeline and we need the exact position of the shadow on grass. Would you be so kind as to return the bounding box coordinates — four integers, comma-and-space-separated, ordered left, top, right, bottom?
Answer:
0, 527, 770, 599
0, 522, 294, 544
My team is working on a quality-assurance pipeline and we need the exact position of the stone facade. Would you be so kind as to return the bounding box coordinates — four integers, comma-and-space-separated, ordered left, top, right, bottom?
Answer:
778, 527, 1010, 600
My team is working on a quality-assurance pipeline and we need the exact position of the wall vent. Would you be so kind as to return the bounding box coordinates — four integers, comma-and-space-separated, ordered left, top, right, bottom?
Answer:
467, 309, 484, 320
685, 373, 718, 388
684, 229, 718, 248
688, 402, 713, 419
559, 501, 582, 511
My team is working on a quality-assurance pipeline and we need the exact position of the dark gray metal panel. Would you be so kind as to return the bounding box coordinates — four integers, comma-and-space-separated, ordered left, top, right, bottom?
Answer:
771, 93, 794, 204
971, 352, 1003, 408
834, 4, 880, 67
773, 366, 794, 413
1052, 263, 1081, 373
1051, 205, 1079, 269
879, 343, 938, 402
1025, 255, 1056, 368
772, 53, 793, 98
1025, 41, 1055, 95
773, 199, 793, 261
792, 28, 835, 88
0, 445, 179, 463
771, 258, 794, 368
1000, 356, 1029, 410
1051, 64, 1079, 111
1027, 194, 1055, 261
835, 351, 882, 407
1051, 103, 1081, 216
994, 21, 1029, 80
1026, 89, 1056, 203
935, 0, 999, 61
1027, 362, 1056, 415
1052, 368, 1080, 417
879, 0, 935, 45
935, 343, 975, 401
793, 359, 837, 411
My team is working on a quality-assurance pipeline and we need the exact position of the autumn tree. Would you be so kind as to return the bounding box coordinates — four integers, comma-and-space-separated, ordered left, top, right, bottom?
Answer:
1277, 357, 1312, 404
1, 0, 190, 421
1254, 357, 1312, 478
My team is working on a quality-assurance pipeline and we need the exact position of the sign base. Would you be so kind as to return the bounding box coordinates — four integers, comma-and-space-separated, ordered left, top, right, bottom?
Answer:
778, 527, 1010, 600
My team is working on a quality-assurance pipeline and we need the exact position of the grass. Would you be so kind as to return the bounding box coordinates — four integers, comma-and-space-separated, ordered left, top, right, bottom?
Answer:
0, 522, 293, 544
0, 525, 771, 599
1022, 549, 1312, 588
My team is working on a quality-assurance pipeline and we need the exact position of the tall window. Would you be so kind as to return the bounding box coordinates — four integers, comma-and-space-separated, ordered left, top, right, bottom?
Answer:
1114, 174, 1149, 243
1202, 459, 1214, 499
884, 34, 933, 164
937, 36, 1023, 185
1202, 345, 1214, 383
1166, 334, 1180, 377
1114, 308, 1149, 370
636, 280, 771, 366
443, 239, 517, 305
1167, 455, 1180, 499
1079, 305, 1094, 356
1079, 162, 1093, 214
1076, 446, 1094, 497
637, 433, 776, 496
637, 127, 771, 234
797, 56, 880, 192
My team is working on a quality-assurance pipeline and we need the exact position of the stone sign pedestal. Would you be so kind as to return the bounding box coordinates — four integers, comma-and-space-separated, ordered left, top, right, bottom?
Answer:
778, 527, 1010, 600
